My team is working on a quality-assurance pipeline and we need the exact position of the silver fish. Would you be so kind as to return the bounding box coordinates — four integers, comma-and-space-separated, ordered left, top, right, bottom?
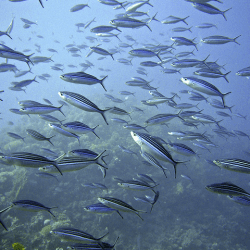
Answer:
59, 91, 110, 125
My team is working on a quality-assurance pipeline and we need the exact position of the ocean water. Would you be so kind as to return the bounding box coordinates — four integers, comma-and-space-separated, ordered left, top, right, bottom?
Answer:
1, 0, 250, 249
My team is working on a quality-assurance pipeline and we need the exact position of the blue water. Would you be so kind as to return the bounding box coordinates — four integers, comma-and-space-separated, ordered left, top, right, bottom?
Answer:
1, 0, 250, 249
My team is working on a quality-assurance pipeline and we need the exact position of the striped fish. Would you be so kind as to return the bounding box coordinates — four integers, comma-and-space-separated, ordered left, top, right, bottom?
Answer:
145, 111, 183, 126
84, 202, 123, 219
39, 150, 108, 174
131, 131, 186, 178
26, 129, 55, 146
166, 142, 197, 156
98, 197, 146, 220
0, 152, 63, 175
12, 200, 57, 217
206, 182, 250, 197
180, 76, 231, 107
19, 104, 65, 116
140, 151, 168, 178
192, 3, 231, 21
58, 91, 110, 125
213, 159, 250, 174
61, 121, 100, 139
118, 180, 158, 193
227, 195, 250, 206
50, 227, 108, 248
39, 114, 64, 124
49, 123, 80, 144
60, 72, 108, 91
68, 236, 119, 250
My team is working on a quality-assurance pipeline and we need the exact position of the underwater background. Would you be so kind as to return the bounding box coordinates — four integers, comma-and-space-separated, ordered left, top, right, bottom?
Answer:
1, 0, 250, 249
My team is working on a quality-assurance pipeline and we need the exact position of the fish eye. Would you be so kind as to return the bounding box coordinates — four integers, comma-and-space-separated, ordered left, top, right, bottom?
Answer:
184, 78, 187, 81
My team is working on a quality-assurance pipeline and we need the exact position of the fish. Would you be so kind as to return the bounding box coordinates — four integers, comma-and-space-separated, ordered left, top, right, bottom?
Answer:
61, 121, 100, 139
98, 197, 146, 220
180, 77, 231, 107
192, 3, 232, 21
19, 104, 65, 116
0, 152, 64, 175
12, 200, 57, 217
39, 114, 64, 124
50, 227, 108, 248
7, 132, 25, 142
70, 4, 90, 12
213, 159, 250, 174
123, 124, 148, 132
166, 142, 197, 157
129, 48, 162, 61
206, 182, 250, 197
59, 91, 110, 125
35, 172, 59, 182
118, 179, 158, 193
131, 131, 187, 178
118, 145, 137, 156
201, 35, 241, 45
126, 0, 153, 12
67, 237, 119, 250
39, 151, 108, 174
48, 123, 80, 144
26, 129, 55, 146
171, 36, 198, 50
141, 151, 168, 178
161, 15, 189, 25
196, 22, 217, 29
145, 111, 184, 126
89, 45, 114, 61
110, 16, 154, 31
91, 25, 121, 33
84, 202, 123, 219
227, 196, 250, 206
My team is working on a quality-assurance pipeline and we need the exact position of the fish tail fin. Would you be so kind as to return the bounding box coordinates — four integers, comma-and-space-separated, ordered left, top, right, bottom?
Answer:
111, 54, 114, 60
216, 119, 224, 128
177, 109, 184, 121
95, 150, 108, 170
39, 0, 44, 8
115, 34, 121, 41
145, 23, 152, 31
233, 35, 241, 45
53, 163, 63, 176
223, 7, 232, 21
203, 54, 210, 68
156, 49, 162, 61
174, 160, 189, 178
121, 1, 126, 9
92, 125, 100, 139
146, 0, 153, 7
116, 211, 123, 219
101, 108, 110, 125
0, 219, 8, 231
183, 16, 189, 25
228, 105, 234, 113
48, 135, 55, 146
48, 208, 57, 217
224, 71, 231, 83
33, 76, 39, 83
222, 92, 231, 107
188, 26, 192, 33
148, 12, 159, 24
97, 231, 109, 241
100, 75, 108, 92
58, 104, 65, 116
